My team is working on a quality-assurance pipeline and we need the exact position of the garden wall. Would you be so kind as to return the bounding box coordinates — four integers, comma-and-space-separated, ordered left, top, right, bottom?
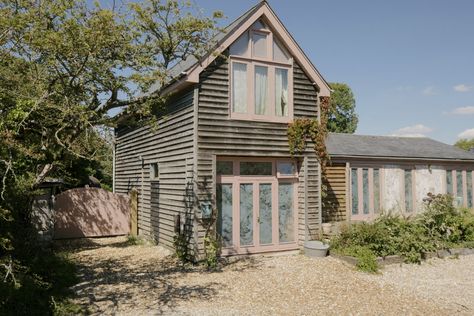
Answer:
54, 188, 130, 239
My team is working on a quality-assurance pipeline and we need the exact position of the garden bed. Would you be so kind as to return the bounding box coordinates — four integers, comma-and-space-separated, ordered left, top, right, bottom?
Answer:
332, 247, 474, 267
330, 194, 474, 272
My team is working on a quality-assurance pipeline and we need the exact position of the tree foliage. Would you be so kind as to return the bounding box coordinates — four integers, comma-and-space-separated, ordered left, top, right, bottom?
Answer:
0, 0, 222, 313
455, 138, 474, 152
327, 82, 358, 134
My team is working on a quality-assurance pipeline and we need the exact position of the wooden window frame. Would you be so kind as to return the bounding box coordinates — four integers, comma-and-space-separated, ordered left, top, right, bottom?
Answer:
216, 157, 299, 255
401, 168, 417, 214
446, 169, 474, 208
349, 166, 383, 221
229, 25, 294, 123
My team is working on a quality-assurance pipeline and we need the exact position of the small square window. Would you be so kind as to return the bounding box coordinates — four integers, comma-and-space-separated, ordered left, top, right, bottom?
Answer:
277, 162, 296, 177
217, 161, 233, 175
150, 163, 159, 181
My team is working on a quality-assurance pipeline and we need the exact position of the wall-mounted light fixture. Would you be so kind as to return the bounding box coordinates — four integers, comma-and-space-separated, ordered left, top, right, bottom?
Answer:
200, 201, 213, 219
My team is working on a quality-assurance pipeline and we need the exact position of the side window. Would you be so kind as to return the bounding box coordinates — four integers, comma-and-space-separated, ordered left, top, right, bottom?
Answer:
150, 162, 159, 181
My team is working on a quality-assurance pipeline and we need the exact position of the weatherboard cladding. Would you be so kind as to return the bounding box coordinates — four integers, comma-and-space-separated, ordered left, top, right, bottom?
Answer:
327, 133, 474, 161
193, 54, 321, 253
114, 89, 195, 253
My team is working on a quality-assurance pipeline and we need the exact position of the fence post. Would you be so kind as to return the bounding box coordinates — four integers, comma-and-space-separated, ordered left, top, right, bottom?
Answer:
130, 189, 138, 236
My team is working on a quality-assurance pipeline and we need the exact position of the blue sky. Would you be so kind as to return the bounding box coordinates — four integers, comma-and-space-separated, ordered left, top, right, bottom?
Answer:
193, 0, 474, 144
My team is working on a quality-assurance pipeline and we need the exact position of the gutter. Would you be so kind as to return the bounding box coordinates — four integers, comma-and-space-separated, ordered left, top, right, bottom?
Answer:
329, 154, 474, 163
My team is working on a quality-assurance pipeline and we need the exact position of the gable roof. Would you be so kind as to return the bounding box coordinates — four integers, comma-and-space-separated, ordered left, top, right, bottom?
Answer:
149, 1, 330, 97
327, 133, 474, 162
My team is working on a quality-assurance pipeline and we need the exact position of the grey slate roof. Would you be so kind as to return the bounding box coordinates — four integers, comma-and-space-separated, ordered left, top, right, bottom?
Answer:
144, 2, 264, 96
327, 133, 474, 161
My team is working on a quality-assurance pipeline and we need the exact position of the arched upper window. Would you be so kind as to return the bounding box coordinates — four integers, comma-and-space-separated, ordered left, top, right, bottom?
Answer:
229, 20, 293, 122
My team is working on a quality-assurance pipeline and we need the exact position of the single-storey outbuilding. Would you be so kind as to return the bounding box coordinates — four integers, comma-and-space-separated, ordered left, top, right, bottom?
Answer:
323, 133, 474, 226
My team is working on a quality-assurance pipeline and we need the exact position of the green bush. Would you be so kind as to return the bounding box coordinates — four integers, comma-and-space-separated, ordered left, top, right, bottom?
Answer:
331, 194, 474, 270
337, 245, 378, 273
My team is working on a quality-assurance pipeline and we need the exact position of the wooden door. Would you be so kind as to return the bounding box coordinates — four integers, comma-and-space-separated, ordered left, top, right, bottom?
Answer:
216, 158, 298, 255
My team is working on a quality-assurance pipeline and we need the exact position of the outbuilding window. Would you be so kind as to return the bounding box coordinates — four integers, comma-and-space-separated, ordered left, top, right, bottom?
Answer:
229, 20, 293, 122
350, 167, 381, 220
447, 169, 474, 208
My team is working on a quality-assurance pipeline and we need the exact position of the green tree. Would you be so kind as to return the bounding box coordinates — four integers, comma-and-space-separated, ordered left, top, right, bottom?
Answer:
327, 82, 358, 133
0, 0, 222, 313
455, 138, 474, 151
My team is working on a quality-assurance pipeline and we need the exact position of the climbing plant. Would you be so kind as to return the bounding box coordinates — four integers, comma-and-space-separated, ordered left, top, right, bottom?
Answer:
287, 96, 331, 171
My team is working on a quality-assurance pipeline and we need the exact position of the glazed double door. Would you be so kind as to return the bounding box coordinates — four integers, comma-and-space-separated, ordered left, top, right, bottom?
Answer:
217, 178, 297, 254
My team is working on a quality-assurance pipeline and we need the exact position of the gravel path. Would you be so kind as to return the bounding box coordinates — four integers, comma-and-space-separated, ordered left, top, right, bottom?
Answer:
67, 237, 471, 315
361, 256, 474, 314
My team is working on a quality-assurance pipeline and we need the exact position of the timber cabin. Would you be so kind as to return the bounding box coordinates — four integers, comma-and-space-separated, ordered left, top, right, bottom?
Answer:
114, 1, 330, 258
323, 133, 474, 233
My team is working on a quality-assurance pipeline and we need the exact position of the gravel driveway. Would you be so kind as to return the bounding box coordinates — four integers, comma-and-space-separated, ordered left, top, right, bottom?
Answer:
67, 237, 473, 315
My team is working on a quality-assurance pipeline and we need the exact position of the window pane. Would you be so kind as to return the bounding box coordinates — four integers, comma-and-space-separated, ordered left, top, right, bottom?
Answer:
254, 66, 268, 115
273, 39, 290, 63
468, 171, 473, 208
362, 169, 369, 214
232, 62, 247, 113
240, 184, 253, 246
456, 170, 463, 206
279, 183, 294, 243
351, 168, 358, 215
252, 32, 267, 58
405, 170, 413, 212
275, 68, 289, 117
230, 31, 249, 56
150, 163, 159, 180
277, 162, 295, 175
240, 162, 272, 176
252, 20, 266, 30
259, 183, 272, 245
217, 184, 233, 247
446, 170, 453, 196
217, 161, 233, 175
374, 169, 380, 213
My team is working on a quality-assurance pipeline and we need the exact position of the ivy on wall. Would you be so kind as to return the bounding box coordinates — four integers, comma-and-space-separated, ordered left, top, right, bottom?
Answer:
287, 96, 331, 171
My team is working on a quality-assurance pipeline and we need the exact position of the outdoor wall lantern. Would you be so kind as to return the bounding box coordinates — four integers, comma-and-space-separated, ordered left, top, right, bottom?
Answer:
200, 201, 213, 219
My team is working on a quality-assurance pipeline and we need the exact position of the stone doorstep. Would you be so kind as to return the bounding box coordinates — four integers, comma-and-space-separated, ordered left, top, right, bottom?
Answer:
331, 248, 474, 267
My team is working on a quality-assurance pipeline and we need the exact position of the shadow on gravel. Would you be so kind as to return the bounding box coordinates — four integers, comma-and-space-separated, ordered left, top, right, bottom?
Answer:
70, 243, 263, 314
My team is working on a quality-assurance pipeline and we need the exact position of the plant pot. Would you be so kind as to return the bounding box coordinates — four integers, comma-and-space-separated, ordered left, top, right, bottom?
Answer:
321, 223, 332, 235
304, 240, 330, 258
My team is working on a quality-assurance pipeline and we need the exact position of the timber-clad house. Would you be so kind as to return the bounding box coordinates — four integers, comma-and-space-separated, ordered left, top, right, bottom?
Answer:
114, 1, 330, 258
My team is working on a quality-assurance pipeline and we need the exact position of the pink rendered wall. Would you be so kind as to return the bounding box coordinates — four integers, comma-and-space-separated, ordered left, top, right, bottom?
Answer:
53, 188, 130, 239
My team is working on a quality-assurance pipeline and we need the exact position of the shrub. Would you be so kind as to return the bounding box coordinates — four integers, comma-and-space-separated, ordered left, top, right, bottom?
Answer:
331, 194, 474, 269
337, 245, 378, 273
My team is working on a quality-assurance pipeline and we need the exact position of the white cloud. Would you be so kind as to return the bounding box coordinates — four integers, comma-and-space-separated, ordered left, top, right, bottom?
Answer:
458, 128, 474, 139
454, 84, 472, 92
422, 86, 436, 96
390, 124, 433, 137
452, 106, 474, 115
